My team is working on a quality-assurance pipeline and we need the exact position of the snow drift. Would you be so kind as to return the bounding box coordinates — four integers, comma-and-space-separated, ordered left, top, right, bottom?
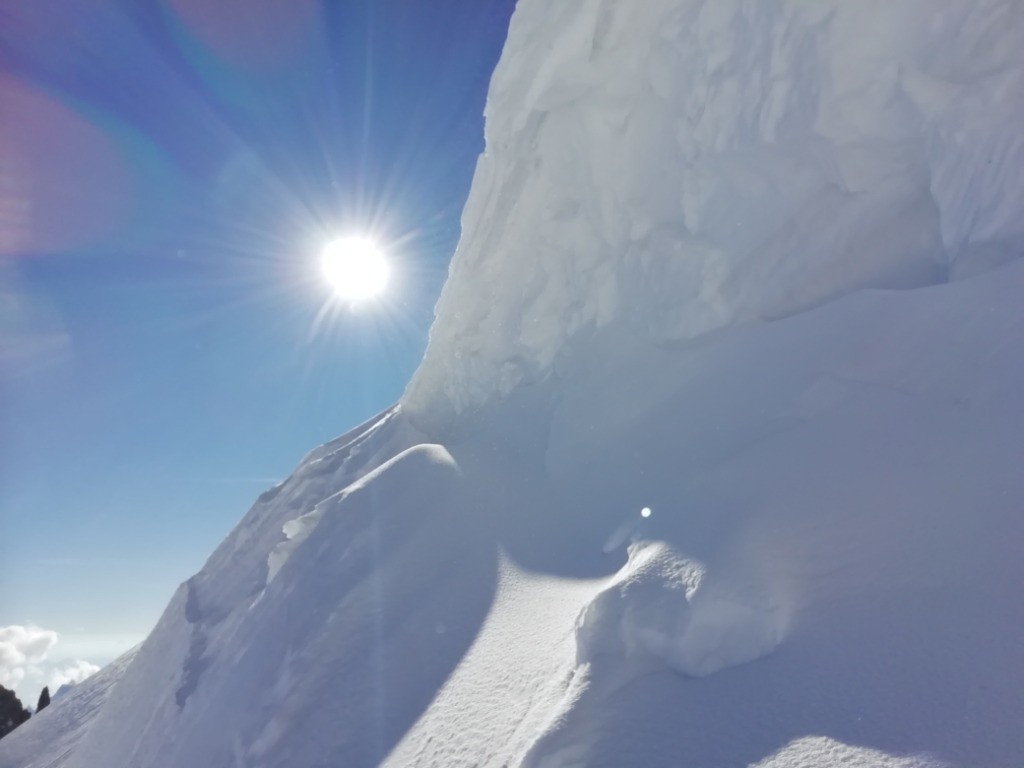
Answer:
574, 541, 788, 681
4, 1, 1023, 767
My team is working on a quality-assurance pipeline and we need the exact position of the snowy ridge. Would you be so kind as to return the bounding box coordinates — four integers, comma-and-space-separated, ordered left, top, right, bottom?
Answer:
574, 541, 787, 680
404, 0, 1024, 433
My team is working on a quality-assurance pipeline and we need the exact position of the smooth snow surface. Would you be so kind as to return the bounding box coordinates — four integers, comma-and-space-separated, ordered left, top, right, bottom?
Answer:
9, 2, 1024, 767
404, 0, 1024, 434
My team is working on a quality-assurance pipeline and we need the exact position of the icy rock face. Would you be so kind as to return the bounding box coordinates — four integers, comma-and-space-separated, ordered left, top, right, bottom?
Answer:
404, 0, 1024, 434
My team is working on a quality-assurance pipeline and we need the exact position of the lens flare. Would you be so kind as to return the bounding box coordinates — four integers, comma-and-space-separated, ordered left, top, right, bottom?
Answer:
320, 236, 390, 303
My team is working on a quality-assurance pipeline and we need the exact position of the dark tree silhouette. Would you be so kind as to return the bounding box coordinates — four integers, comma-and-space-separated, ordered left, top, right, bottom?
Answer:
0, 685, 31, 741
36, 686, 50, 713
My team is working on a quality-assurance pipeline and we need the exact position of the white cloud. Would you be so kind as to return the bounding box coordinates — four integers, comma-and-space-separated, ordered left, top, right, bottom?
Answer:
0, 625, 59, 690
48, 659, 100, 691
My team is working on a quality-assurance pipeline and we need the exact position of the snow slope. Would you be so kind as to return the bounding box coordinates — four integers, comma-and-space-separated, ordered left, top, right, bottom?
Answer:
4, 1, 1023, 767
0, 648, 137, 768
12, 260, 1018, 768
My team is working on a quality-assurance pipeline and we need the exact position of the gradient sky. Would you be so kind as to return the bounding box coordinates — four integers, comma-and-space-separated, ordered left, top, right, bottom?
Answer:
0, 0, 516, 698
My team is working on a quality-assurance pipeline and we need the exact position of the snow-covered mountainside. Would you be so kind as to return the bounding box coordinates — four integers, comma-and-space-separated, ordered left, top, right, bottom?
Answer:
4, 2, 1022, 767
404, 0, 1024, 435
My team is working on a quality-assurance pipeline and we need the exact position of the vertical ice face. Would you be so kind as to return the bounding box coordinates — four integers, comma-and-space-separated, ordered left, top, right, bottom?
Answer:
403, 0, 1024, 435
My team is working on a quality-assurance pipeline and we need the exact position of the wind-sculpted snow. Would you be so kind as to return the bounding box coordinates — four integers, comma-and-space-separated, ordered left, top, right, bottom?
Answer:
575, 542, 787, 680
510, 263, 1024, 768
19, 2, 1024, 767
41, 260, 1024, 768
63, 434, 500, 768
404, 0, 1024, 433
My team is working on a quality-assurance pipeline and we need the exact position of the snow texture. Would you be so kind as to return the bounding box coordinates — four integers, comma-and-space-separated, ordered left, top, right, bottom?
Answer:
575, 541, 786, 680
13, 259, 1020, 768
7, 1, 1024, 767
404, 0, 1024, 435
0, 648, 137, 768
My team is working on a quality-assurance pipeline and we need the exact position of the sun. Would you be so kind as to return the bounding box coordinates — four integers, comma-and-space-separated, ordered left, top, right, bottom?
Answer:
320, 236, 390, 303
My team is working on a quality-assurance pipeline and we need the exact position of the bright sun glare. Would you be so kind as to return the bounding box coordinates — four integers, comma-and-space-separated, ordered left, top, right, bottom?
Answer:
321, 236, 390, 303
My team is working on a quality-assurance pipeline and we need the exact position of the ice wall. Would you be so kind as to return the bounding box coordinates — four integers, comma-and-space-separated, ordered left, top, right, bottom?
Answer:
403, 0, 1024, 434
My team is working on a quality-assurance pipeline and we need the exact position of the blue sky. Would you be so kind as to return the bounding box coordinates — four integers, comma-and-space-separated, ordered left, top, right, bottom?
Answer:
0, 0, 516, 696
